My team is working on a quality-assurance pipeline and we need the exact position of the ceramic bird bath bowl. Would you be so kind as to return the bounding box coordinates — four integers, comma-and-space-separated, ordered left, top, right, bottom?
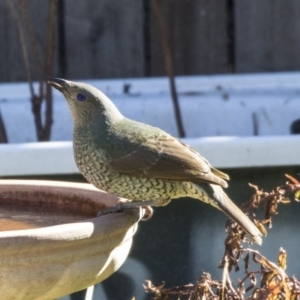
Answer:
0, 180, 144, 300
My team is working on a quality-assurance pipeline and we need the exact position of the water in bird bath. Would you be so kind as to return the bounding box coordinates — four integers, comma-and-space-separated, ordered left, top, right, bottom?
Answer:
0, 205, 93, 231
0, 181, 116, 232
0, 191, 101, 231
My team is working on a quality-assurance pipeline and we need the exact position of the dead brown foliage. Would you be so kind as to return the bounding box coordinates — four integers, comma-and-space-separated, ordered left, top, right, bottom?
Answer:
144, 174, 300, 300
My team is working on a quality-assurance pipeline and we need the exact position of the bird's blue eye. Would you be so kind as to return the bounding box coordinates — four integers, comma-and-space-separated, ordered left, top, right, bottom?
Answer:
77, 93, 86, 101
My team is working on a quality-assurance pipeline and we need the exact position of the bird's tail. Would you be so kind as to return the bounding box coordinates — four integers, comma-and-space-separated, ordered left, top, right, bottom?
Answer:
208, 184, 262, 245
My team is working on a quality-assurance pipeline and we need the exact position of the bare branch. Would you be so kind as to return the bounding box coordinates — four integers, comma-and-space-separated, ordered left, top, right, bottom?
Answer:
6, 0, 34, 97
152, 0, 185, 138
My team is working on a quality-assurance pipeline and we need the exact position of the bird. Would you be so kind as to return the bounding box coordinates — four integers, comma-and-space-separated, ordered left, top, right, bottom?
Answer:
48, 78, 262, 245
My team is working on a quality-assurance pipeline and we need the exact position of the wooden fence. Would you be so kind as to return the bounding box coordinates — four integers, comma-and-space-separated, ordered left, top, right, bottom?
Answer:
1, 0, 300, 82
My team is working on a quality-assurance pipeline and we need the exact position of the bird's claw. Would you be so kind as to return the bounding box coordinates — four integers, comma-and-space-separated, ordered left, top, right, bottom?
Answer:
141, 206, 153, 221
97, 203, 153, 221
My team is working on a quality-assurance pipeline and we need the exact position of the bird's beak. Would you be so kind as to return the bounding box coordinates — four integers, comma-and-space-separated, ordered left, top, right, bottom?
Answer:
48, 78, 71, 96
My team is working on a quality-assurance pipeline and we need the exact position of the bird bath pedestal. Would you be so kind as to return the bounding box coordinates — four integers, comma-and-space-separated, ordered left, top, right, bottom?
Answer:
0, 180, 143, 300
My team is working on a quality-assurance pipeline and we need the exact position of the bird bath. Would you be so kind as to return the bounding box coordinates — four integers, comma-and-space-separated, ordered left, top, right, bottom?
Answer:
0, 180, 143, 300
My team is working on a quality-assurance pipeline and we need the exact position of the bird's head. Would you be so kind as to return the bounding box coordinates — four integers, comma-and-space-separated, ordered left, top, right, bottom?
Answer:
48, 78, 123, 127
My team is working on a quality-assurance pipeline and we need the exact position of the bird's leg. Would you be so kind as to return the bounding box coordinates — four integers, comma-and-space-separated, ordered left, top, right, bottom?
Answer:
97, 200, 155, 221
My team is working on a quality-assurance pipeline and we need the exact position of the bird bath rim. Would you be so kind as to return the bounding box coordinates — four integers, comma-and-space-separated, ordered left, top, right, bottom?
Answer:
0, 179, 121, 230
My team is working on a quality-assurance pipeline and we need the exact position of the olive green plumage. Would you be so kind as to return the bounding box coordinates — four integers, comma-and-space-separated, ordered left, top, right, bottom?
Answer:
49, 78, 262, 245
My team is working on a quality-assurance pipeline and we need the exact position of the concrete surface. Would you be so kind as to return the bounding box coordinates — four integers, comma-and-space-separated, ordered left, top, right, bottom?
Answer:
1, 72, 300, 143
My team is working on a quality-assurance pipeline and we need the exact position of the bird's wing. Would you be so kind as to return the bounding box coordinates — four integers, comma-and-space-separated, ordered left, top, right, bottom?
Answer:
110, 131, 229, 188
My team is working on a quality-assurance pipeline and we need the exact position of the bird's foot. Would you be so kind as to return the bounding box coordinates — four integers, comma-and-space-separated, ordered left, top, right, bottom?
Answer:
97, 204, 123, 217
97, 200, 154, 221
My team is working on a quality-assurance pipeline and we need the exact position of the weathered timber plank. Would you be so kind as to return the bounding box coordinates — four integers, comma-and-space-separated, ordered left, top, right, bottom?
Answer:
64, 0, 145, 79
0, 0, 58, 82
150, 0, 230, 76
235, 0, 300, 72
